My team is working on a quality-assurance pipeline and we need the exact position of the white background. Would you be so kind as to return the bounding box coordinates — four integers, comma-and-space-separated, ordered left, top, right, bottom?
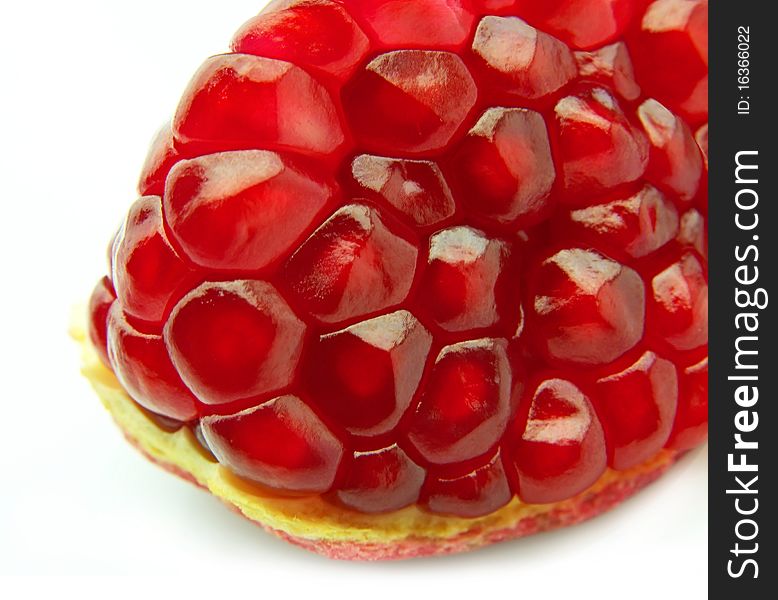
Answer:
0, 1, 707, 596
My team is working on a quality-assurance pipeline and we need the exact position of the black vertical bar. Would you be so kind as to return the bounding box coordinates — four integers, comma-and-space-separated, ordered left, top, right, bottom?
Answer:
709, 1, 775, 596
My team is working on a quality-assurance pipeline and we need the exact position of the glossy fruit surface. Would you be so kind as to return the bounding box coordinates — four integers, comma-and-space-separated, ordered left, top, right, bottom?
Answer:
90, 0, 708, 519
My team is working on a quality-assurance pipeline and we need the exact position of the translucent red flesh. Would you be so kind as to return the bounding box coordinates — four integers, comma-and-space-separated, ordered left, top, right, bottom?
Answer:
349, 0, 476, 50
201, 395, 344, 494
511, 378, 607, 503
112, 196, 197, 325
163, 150, 334, 272
303, 310, 432, 436
419, 226, 521, 333
629, 0, 708, 125
108, 304, 200, 422
173, 54, 345, 157
231, 0, 370, 81
350, 155, 456, 228
422, 450, 513, 518
594, 351, 678, 470
407, 339, 512, 465
94, 0, 708, 518
509, 0, 642, 50
450, 107, 556, 228
336, 444, 426, 513
164, 280, 306, 406
528, 248, 646, 365
342, 49, 478, 155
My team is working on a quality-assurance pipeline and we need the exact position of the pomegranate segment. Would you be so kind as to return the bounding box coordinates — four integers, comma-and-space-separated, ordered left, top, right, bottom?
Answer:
304, 311, 432, 436
595, 351, 678, 470
407, 339, 513, 465
348, 0, 476, 50
164, 150, 333, 272
112, 196, 196, 324
419, 227, 519, 333
471, 16, 577, 100
451, 107, 556, 227
512, 378, 607, 504
173, 54, 345, 156
638, 99, 704, 201
666, 357, 708, 451
90, 0, 709, 520
649, 253, 708, 351
107, 305, 199, 422
423, 450, 513, 518
282, 204, 418, 324
231, 0, 370, 81
342, 50, 477, 154
350, 155, 456, 228
164, 281, 306, 406
336, 444, 426, 513
201, 395, 344, 494
530, 248, 645, 365
561, 184, 679, 259
554, 87, 649, 202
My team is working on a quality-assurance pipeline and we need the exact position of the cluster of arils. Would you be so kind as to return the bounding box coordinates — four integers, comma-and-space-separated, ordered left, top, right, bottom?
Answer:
89, 0, 708, 518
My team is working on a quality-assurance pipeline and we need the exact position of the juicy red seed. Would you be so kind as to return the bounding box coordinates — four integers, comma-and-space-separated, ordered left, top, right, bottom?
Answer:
530, 248, 645, 365
649, 253, 708, 351
201, 395, 343, 494
351, 155, 456, 228
471, 16, 577, 100
173, 54, 344, 156
107, 304, 199, 422
349, 0, 476, 49
512, 378, 606, 504
510, 0, 640, 50
451, 107, 556, 228
138, 123, 179, 197
164, 280, 306, 406
574, 42, 641, 101
407, 339, 513, 465
336, 444, 426, 513
594, 351, 678, 470
112, 196, 196, 324
630, 0, 708, 124
638, 99, 704, 201
554, 86, 649, 202
560, 184, 679, 260
666, 357, 708, 451
419, 227, 520, 333
231, 1, 370, 81
304, 311, 432, 436
88, 276, 116, 368
423, 450, 513, 518
282, 203, 418, 324
164, 150, 333, 272
342, 50, 477, 155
